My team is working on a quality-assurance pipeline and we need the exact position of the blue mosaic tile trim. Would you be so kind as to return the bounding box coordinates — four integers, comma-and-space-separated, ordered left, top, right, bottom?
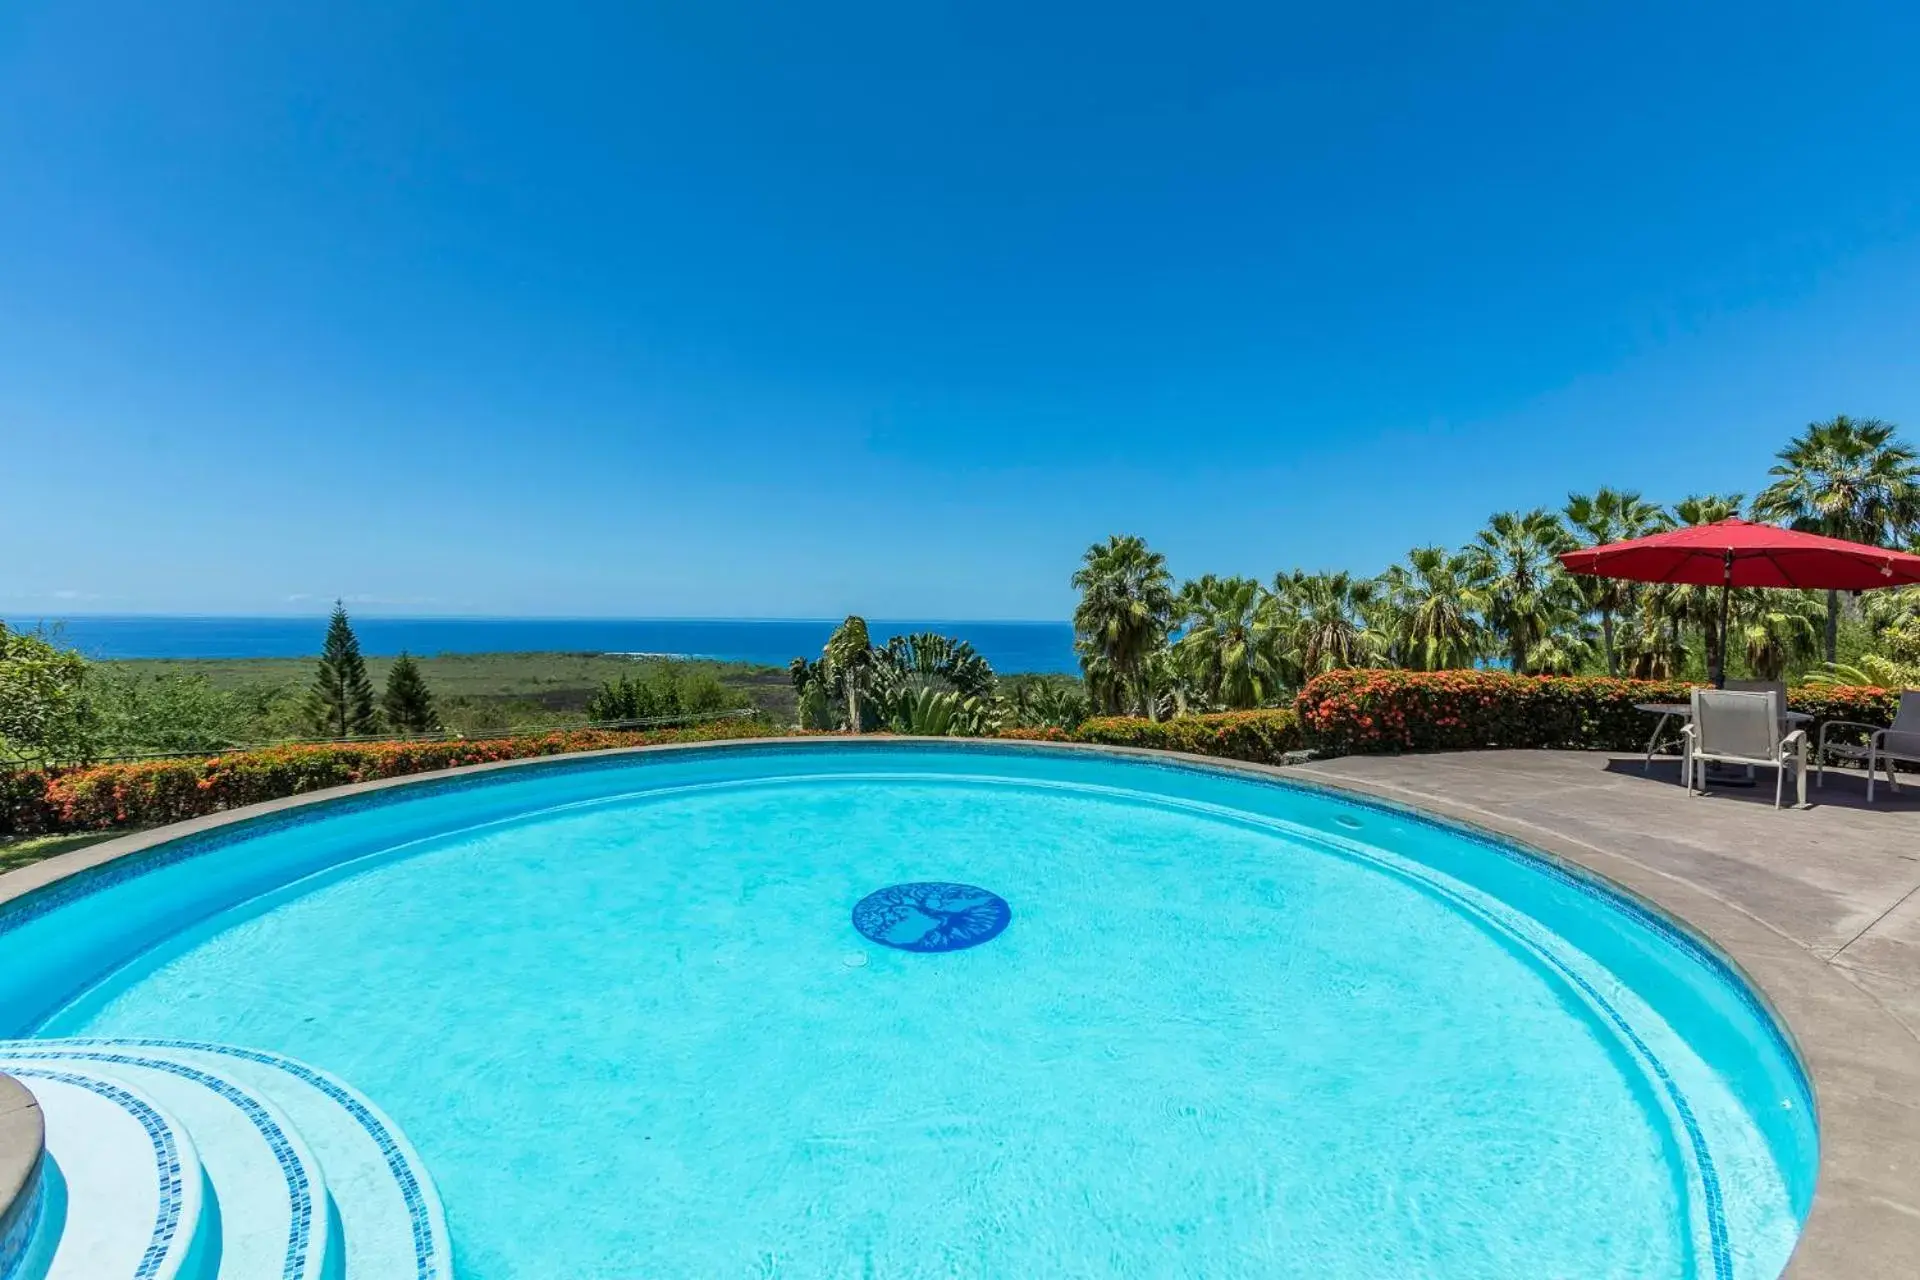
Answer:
1533, 938, 1734, 1279
46, 1039, 445, 1280
0, 1167, 42, 1280
9, 1067, 186, 1280
0, 1048, 316, 1280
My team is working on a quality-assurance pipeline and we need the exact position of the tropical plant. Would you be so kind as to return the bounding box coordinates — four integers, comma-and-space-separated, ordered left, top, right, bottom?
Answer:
875, 633, 997, 702
1272, 570, 1381, 678
1465, 510, 1586, 674
306, 602, 378, 738
380, 652, 439, 734
1564, 489, 1671, 676
0, 623, 98, 768
787, 658, 839, 730
1000, 675, 1091, 730
1754, 416, 1920, 662
1378, 547, 1486, 671
1862, 586, 1920, 664
868, 632, 1000, 735
1174, 575, 1285, 709
1136, 647, 1196, 721
1728, 590, 1823, 681
823, 616, 876, 734
883, 687, 1000, 736
1803, 654, 1920, 688
1071, 535, 1175, 716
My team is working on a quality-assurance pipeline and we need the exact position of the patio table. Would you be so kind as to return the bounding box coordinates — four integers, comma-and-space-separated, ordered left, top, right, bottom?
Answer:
1635, 701, 1812, 773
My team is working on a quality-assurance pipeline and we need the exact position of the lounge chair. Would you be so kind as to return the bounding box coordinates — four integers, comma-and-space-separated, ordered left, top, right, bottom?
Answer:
1816, 690, 1920, 802
1682, 688, 1807, 809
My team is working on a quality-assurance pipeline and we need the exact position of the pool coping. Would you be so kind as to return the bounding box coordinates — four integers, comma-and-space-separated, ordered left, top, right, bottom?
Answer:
1, 735, 1915, 1279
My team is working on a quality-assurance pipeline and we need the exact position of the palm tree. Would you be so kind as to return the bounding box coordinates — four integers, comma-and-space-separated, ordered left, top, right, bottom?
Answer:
1174, 576, 1284, 709
1465, 510, 1584, 674
1070, 535, 1175, 716
1564, 489, 1671, 676
823, 616, 875, 733
1660, 494, 1747, 683
1728, 589, 1822, 680
1753, 416, 1920, 662
1272, 571, 1381, 677
1379, 547, 1486, 671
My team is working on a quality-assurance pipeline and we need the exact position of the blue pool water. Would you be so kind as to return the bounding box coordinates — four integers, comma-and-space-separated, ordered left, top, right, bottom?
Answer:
0, 745, 1815, 1278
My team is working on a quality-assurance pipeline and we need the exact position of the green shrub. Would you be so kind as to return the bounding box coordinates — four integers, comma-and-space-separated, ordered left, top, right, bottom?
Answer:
15, 719, 778, 834
996, 709, 1302, 762
1294, 668, 1901, 756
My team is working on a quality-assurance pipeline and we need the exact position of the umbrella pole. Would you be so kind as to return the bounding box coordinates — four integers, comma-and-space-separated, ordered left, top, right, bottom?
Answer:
1713, 549, 1732, 688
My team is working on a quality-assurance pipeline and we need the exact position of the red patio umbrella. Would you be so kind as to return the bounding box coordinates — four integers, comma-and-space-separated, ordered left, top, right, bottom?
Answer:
1558, 517, 1920, 685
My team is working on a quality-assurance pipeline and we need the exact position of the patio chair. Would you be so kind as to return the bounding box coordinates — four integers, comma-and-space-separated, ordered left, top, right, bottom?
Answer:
1682, 689, 1807, 809
1727, 679, 1789, 733
1816, 690, 1920, 802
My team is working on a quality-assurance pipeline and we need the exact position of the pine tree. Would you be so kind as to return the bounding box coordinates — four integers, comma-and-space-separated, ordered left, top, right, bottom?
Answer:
381, 651, 438, 735
308, 601, 378, 737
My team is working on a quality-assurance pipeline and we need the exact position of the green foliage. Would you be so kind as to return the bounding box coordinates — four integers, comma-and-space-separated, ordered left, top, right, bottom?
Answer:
1563, 489, 1670, 676
306, 602, 378, 738
380, 652, 439, 734
1466, 509, 1589, 674
1173, 575, 1285, 708
791, 627, 1003, 735
1072, 535, 1175, 716
788, 657, 839, 730
1295, 669, 1900, 757
0, 623, 98, 768
884, 687, 999, 736
1755, 416, 1920, 661
1805, 655, 1920, 688
587, 662, 743, 724
90, 667, 248, 755
1377, 547, 1486, 672
13, 719, 779, 835
1000, 674, 1091, 730
1064, 709, 1303, 762
824, 616, 876, 733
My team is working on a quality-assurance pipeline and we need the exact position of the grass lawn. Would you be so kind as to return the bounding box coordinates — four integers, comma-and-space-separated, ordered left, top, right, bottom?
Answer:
0, 831, 127, 875
109, 651, 800, 737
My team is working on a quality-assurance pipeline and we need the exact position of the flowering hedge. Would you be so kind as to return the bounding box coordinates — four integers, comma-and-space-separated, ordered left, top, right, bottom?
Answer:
6, 720, 780, 835
998, 709, 1304, 763
1294, 669, 1901, 756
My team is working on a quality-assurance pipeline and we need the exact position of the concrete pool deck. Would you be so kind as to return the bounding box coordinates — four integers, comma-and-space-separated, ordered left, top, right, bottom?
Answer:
0, 739, 1915, 1277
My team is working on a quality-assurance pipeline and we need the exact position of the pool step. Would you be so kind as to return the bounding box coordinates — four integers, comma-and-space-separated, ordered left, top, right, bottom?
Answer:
0, 1040, 450, 1280
2, 1067, 211, 1280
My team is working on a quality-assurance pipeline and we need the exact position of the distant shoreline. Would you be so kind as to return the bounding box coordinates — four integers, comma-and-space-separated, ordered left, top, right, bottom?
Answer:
11, 614, 1081, 675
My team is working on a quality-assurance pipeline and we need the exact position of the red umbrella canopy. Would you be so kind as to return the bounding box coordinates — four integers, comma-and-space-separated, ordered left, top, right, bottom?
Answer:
1559, 518, 1920, 590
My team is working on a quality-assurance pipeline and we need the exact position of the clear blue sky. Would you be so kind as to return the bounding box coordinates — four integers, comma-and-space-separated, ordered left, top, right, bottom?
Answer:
4, 2, 1919, 621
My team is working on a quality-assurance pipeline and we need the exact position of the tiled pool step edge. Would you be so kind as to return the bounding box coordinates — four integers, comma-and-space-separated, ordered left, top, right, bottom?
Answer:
3, 1067, 208, 1280
0, 1042, 450, 1280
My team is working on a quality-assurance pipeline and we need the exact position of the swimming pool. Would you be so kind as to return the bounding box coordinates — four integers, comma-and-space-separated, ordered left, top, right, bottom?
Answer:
0, 743, 1816, 1278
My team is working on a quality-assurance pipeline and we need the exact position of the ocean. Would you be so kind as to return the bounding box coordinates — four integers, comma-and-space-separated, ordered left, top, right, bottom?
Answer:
7, 615, 1082, 675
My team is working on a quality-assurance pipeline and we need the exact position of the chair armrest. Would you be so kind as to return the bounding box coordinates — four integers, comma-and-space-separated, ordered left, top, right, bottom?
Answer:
1818, 719, 1885, 747
1782, 729, 1808, 754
